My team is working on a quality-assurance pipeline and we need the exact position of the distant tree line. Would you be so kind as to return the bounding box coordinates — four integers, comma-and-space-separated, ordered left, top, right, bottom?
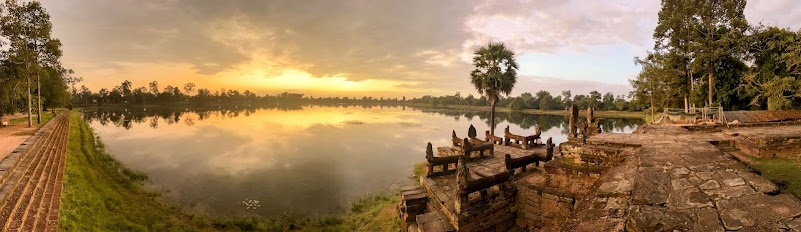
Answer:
74, 80, 636, 111
408, 90, 635, 111
0, 1, 74, 126
630, 0, 801, 112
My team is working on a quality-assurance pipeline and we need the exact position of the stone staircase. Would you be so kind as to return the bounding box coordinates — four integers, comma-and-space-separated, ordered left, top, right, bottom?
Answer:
0, 111, 69, 231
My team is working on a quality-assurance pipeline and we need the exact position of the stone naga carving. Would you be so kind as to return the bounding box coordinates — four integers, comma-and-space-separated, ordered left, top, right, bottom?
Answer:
568, 104, 580, 139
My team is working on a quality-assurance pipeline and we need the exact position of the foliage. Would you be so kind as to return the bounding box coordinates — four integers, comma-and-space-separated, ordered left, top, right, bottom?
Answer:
638, 0, 801, 111
740, 26, 801, 110
0, 1, 70, 122
469, 42, 518, 135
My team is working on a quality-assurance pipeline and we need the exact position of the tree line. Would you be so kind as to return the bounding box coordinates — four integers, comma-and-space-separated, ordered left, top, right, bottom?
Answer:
630, 0, 801, 112
0, 1, 74, 126
73, 79, 635, 112
408, 90, 634, 111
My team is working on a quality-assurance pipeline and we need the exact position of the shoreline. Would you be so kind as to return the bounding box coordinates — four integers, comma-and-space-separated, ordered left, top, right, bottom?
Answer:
60, 110, 402, 231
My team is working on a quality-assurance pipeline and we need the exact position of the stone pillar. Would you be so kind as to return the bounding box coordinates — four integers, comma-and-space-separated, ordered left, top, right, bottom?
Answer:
568, 104, 579, 139
546, 137, 554, 160
456, 156, 472, 214
425, 142, 434, 176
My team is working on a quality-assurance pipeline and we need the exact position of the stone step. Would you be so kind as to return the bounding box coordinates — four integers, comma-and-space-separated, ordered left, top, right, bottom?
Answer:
0, 111, 69, 231
415, 210, 455, 232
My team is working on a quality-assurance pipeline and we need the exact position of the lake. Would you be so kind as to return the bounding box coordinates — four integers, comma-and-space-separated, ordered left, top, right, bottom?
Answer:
81, 105, 643, 217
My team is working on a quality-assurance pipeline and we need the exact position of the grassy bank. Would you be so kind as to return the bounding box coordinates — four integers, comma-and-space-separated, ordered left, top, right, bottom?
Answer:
60, 110, 400, 231
9, 112, 56, 126
751, 157, 801, 198
409, 104, 647, 119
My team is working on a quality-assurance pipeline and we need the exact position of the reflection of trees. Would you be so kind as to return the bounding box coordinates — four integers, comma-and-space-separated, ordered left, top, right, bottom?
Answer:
83, 105, 305, 130
81, 105, 644, 132
408, 106, 643, 133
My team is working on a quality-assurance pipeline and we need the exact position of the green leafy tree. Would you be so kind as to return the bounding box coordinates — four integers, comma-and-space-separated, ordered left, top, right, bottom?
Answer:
1, 0, 66, 126
470, 42, 518, 135
691, 0, 748, 106
741, 26, 801, 110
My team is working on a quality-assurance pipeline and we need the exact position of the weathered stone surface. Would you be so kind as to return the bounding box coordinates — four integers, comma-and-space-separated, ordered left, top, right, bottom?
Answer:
788, 216, 801, 232
691, 207, 724, 232
671, 167, 690, 177
668, 188, 712, 210
699, 180, 720, 190
738, 171, 779, 194
632, 172, 670, 205
575, 218, 625, 232
671, 178, 694, 190
722, 177, 746, 187
626, 206, 693, 232
695, 171, 716, 180
597, 180, 632, 197
704, 185, 755, 200
716, 194, 801, 231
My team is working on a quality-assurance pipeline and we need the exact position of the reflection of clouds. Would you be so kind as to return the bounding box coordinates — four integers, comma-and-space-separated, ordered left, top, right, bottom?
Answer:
88, 106, 642, 217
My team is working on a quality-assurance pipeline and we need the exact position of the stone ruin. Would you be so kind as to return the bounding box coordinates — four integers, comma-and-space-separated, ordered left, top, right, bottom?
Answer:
568, 104, 601, 143
400, 112, 801, 232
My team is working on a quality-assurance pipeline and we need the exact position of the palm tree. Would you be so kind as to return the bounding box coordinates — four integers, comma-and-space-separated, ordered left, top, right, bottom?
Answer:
470, 42, 518, 135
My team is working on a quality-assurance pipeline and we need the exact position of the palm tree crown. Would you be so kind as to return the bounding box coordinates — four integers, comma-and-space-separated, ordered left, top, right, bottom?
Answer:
470, 42, 518, 135
470, 42, 518, 104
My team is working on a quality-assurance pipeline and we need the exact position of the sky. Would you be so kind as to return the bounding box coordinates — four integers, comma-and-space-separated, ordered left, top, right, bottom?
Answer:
39, 0, 801, 98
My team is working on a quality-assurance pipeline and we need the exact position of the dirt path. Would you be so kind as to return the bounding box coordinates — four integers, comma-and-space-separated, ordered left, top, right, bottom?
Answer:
0, 114, 51, 161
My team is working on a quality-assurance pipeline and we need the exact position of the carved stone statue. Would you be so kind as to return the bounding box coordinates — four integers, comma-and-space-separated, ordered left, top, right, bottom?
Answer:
468, 124, 477, 138
568, 104, 579, 139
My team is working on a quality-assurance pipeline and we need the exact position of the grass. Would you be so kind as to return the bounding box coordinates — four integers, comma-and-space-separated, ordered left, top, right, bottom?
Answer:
60, 110, 401, 231
751, 157, 801, 198
8, 112, 56, 126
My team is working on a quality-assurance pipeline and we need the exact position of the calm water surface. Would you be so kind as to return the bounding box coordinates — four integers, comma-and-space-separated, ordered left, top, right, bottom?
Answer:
82, 106, 643, 217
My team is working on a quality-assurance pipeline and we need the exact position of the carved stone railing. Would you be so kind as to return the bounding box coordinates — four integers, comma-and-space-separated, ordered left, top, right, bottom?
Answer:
425, 142, 460, 177
455, 156, 514, 214
485, 130, 504, 145
461, 138, 493, 162
452, 130, 465, 147
504, 125, 541, 149
504, 137, 555, 175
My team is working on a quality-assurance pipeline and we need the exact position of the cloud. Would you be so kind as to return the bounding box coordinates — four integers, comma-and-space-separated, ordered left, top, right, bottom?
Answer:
513, 75, 633, 97
462, 0, 659, 56
40, 0, 801, 97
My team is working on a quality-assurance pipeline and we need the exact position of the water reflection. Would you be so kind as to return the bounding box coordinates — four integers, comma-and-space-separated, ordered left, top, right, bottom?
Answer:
82, 106, 643, 217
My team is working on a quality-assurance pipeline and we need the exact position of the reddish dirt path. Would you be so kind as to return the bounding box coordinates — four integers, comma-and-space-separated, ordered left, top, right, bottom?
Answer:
0, 111, 69, 231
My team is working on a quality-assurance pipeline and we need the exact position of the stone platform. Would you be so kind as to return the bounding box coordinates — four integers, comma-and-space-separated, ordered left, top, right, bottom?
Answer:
401, 120, 801, 232
565, 124, 801, 231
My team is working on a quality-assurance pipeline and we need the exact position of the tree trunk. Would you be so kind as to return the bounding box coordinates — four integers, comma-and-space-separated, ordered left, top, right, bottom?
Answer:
489, 100, 496, 136
684, 97, 688, 113
26, 63, 32, 128
708, 70, 713, 106
688, 65, 693, 112
650, 93, 654, 120
37, 73, 41, 124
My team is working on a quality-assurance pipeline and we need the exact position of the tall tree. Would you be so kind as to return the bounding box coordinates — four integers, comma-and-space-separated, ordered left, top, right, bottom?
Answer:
691, 0, 748, 106
741, 26, 801, 110
1, 0, 65, 125
469, 42, 518, 135
653, 0, 696, 111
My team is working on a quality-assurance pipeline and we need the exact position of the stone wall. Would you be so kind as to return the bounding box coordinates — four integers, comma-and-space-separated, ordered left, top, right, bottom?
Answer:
514, 184, 576, 231
735, 135, 801, 158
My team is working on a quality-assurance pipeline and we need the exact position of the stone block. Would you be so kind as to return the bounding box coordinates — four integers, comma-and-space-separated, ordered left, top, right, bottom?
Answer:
716, 194, 801, 231
631, 172, 670, 206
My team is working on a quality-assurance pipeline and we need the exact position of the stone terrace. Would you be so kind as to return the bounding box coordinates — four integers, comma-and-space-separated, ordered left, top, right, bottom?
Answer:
401, 111, 801, 232
566, 125, 801, 231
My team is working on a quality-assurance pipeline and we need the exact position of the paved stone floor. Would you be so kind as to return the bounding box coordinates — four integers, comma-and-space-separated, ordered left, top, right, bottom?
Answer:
566, 125, 801, 231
